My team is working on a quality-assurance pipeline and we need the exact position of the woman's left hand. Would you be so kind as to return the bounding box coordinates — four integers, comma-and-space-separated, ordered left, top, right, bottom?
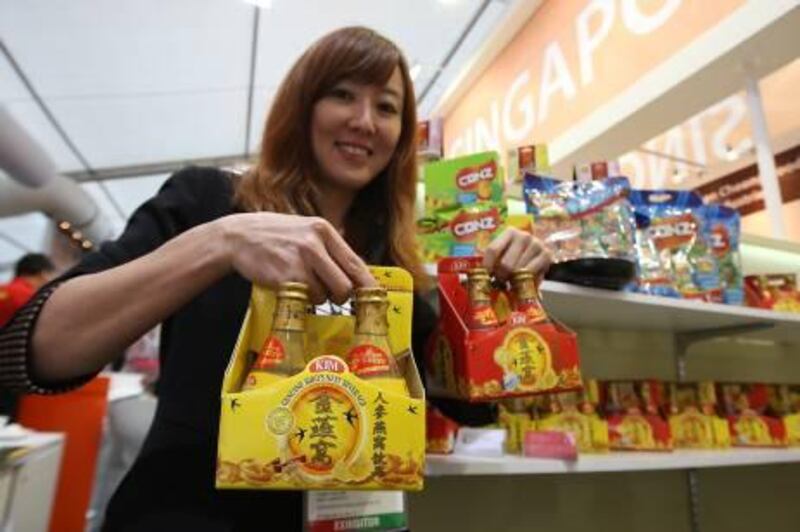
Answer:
481, 227, 551, 282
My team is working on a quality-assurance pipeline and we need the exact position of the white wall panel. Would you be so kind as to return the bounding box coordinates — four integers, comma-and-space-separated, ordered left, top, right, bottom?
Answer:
50, 90, 248, 168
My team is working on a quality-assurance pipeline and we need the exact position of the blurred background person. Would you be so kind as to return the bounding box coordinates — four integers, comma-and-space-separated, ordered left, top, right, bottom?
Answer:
0, 252, 55, 419
0, 252, 55, 327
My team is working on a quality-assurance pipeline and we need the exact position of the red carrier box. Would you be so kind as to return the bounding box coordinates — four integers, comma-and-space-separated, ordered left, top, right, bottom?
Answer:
426, 256, 582, 402
717, 383, 788, 447
600, 380, 673, 451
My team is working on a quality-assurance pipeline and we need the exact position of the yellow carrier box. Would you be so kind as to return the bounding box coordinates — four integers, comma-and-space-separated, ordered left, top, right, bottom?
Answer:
216, 267, 425, 491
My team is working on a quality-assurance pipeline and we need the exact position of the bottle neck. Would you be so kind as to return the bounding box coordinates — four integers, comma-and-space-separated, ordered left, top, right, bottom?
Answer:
273, 298, 307, 332
468, 278, 492, 305
353, 301, 389, 336
513, 279, 539, 304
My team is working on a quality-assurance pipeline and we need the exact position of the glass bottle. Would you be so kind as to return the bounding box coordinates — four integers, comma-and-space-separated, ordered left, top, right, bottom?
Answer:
510, 270, 545, 323
242, 282, 308, 391
465, 267, 499, 329
346, 287, 409, 396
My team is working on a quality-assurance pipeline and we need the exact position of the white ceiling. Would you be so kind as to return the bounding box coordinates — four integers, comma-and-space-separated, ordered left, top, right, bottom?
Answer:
0, 0, 514, 278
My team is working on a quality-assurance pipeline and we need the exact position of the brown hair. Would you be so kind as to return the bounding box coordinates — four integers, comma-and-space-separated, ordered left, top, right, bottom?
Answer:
235, 26, 429, 291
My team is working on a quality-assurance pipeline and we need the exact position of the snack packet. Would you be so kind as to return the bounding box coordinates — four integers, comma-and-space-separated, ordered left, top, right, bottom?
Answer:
439, 202, 506, 257
701, 204, 743, 305
522, 175, 635, 263
424, 152, 504, 214
416, 203, 508, 263
744, 274, 800, 312
629, 190, 721, 301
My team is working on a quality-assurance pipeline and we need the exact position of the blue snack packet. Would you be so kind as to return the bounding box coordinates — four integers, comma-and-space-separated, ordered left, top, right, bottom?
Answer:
629, 190, 722, 301
700, 204, 744, 305
522, 174, 636, 263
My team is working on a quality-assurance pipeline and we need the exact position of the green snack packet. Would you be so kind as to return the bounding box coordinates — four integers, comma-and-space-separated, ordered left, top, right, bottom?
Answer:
423, 151, 504, 215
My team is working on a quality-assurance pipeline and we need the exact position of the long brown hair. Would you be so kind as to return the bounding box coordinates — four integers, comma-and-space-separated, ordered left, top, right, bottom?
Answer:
235, 26, 429, 291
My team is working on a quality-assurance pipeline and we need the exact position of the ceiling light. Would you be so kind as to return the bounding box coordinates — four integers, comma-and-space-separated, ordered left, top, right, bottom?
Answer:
242, 0, 273, 9
409, 63, 422, 82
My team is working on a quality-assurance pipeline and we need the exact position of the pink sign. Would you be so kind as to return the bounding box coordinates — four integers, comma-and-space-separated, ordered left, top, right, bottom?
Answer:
524, 431, 578, 461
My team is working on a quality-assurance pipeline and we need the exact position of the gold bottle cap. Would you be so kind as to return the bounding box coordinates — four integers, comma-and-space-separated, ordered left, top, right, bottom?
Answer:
277, 282, 309, 301
511, 270, 535, 282
354, 286, 388, 302
467, 267, 490, 279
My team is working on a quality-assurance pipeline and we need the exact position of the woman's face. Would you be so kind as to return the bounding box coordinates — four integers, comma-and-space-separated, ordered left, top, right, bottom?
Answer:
311, 67, 404, 194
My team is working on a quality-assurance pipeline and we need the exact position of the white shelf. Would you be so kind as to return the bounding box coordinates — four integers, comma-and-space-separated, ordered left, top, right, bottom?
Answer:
0, 430, 63, 450
423, 267, 800, 343
426, 448, 800, 476
539, 281, 800, 343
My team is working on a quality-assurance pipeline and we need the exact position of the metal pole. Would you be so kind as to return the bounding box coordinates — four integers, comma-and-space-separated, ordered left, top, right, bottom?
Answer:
675, 335, 701, 532
687, 469, 702, 532
744, 72, 786, 238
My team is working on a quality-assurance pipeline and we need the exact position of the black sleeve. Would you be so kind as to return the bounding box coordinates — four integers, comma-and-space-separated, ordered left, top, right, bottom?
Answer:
0, 166, 230, 394
58, 166, 225, 281
410, 289, 438, 383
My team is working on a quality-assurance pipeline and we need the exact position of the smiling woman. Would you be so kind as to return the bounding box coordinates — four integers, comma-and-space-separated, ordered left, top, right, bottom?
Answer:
311, 71, 403, 198
0, 25, 549, 532
236, 27, 425, 289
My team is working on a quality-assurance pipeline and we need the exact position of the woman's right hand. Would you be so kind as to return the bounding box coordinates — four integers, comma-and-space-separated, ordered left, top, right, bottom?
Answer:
217, 212, 377, 304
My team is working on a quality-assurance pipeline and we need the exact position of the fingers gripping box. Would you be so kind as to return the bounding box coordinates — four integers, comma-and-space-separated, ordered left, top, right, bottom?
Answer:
426, 256, 582, 402
216, 267, 425, 491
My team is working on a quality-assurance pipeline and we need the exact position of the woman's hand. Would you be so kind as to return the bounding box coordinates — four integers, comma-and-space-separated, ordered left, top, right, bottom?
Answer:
218, 213, 376, 304
481, 227, 551, 282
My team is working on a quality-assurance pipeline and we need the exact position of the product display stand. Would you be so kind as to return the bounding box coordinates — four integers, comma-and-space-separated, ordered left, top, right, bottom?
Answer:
0, 432, 64, 532
426, 447, 800, 475
419, 277, 800, 531
538, 280, 800, 343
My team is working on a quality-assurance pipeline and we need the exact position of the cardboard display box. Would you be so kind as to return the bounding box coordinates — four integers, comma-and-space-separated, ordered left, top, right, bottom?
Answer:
718, 383, 788, 447
666, 382, 730, 449
426, 256, 582, 402
535, 383, 609, 453
216, 267, 425, 491
601, 381, 673, 452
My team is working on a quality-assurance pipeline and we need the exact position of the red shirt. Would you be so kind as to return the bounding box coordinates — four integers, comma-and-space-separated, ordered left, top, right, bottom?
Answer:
0, 277, 36, 327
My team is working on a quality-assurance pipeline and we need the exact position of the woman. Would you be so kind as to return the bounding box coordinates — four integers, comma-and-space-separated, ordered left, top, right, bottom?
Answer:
0, 27, 549, 530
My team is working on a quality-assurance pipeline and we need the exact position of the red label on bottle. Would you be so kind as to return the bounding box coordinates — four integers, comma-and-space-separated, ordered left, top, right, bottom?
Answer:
253, 337, 285, 369
516, 301, 546, 323
347, 345, 392, 377
467, 303, 500, 329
